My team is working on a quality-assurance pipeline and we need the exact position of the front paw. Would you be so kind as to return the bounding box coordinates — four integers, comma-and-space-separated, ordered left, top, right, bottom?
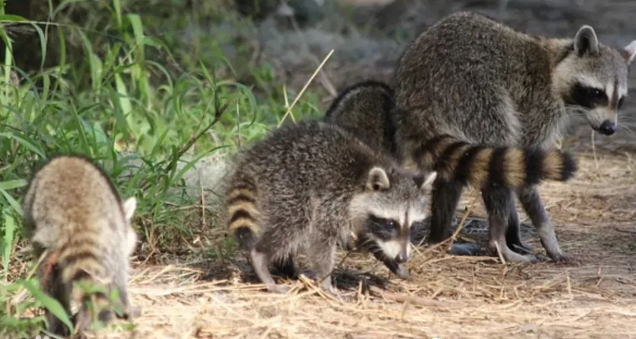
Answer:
267, 284, 292, 294
510, 242, 534, 254
551, 253, 579, 265
299, 270, 316, 280
121, 306, 142, 320
322, 287, 353, 302
449, 242, 483, 256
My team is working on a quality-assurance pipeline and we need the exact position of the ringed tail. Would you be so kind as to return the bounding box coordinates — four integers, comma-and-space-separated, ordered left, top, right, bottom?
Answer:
52, 236, 113, 322
56, 233, 107, 286
413, 135, 578, 188
227, 172, 260, 250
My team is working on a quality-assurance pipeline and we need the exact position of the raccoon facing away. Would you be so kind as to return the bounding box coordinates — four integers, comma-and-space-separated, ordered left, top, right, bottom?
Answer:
324, 80, 396, 155
393, 12, 635, 263
23, 155, 138, 336
226, 122, 437, 296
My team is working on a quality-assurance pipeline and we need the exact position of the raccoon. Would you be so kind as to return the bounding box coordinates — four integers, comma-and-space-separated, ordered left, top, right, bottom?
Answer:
324, 79, 577, 256
226, 121, 437, 295
324, 80, 397, 155
393, 11, 636, 262
23, 155, 138, 336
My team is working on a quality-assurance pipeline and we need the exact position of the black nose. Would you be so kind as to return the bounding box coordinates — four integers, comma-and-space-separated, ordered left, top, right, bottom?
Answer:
395, 251, 408, 263
598, 120, 617, 135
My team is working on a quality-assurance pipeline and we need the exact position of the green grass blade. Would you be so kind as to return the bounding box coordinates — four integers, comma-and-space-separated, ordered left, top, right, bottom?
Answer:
0, 186, 23, 217
0, 28, 12, 54
113, 0, 122, 28
52, 0, 89, 18
19, 280, 73, 334
0, 132, 45, 158
1, 211, 15, 280
0, 180, 27, 191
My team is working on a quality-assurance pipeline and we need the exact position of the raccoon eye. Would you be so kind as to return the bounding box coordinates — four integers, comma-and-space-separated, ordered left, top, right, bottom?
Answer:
593, 89, 605, 98
384, 220, 398, 229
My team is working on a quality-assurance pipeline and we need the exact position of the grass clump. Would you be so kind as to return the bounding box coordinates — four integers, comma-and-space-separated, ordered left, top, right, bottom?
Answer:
0, 0, 322, 336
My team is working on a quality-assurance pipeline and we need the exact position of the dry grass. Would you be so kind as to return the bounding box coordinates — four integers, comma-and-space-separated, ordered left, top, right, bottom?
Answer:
88, 152, 635, 339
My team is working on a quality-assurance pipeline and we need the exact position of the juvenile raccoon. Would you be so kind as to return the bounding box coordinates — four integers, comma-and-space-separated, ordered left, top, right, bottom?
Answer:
394, 12, 636, 262
23, 155, 138, 336
325, 80, 397, 155
226, 121, 437, 295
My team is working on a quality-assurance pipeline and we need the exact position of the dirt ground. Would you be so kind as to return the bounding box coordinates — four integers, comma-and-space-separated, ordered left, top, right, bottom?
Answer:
113, 2, 636, 338
109, 152, 636, 339
9, 1, 636, 338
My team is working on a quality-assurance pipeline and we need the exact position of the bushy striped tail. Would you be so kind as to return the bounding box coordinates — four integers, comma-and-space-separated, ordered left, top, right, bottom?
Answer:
413, 135, 577, 188
227, 171, 260, 251
40, 242, 114, 335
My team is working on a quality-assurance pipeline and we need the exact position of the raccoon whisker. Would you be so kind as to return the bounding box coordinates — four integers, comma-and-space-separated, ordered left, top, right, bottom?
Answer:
356, 237, 378, 250
617, 116, 636, 124
618, 125, 636, 137
564, 105, 588, 116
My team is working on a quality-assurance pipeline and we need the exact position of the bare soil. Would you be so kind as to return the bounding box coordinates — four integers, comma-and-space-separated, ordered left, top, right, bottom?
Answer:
10, 2, 636, 338
115, 2, 636, 338
98, 151, 636, 339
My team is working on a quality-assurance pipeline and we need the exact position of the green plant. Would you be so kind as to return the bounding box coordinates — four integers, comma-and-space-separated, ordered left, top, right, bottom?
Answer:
0, 0, 322, 336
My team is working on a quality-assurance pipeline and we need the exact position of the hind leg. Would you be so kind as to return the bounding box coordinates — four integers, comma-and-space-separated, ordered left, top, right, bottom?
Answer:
111, 272, 140, 320
306, 236, 339, 296
505, 198, 533, 254
429, 179, 464, 243
273, 256, 299, 279
518, 185, 569, 262
250, 248, 290, 294
483, 186, 536, 263
44, 267, 72, 336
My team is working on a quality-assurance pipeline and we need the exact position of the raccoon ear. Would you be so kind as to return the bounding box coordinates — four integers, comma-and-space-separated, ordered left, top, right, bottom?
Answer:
419, 171, 437, 191
574, 25, 599, 57
122, 197, 137, 221
623, 41, 636, 64
367, 167, 390, 191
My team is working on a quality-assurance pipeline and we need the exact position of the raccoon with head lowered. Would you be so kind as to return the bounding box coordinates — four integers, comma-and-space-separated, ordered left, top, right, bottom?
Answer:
226, 121, 437, 295
23, 155, 138, 336
394, 11, 636, 263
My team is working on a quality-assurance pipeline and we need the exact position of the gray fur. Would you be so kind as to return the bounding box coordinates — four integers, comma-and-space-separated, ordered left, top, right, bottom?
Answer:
324, 80, 396, 155
23, 155, 137, 336
393, 12, 635, 262
227, 122, 434, 295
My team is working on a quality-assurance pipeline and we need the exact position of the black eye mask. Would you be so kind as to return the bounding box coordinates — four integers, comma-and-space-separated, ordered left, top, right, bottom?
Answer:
566, 82, 608, 109
368, 215, 399, 241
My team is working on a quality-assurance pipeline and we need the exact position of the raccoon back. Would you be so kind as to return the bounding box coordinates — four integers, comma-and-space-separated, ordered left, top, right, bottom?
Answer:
23, 156, 131, 284
325, 80, 396, 155
226, 122, 388, 248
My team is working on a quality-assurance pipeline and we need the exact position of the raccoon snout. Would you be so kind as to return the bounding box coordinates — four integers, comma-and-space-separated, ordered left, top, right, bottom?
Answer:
598, 120, 617, 135
395, 251, 408, 263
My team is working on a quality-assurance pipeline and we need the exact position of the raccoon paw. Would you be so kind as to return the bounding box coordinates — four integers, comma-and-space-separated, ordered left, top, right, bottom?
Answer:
449, 243, 483, 256
299, 269, 316, 280
267, 284, 292, 294
123, 306, 142, 319
323, 288, 353, 302
510, 242, 534, 254
551, 253, 580, 265
506, 253, 538, 264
